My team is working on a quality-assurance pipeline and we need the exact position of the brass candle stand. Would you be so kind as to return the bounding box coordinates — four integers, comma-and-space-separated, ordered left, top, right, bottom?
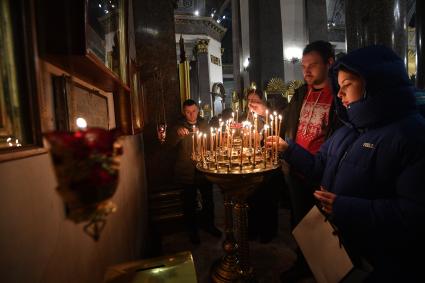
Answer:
194, 125, 280, 283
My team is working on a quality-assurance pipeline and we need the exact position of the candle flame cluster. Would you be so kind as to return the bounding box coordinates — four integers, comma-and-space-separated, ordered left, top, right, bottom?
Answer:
192, 112, 282, 173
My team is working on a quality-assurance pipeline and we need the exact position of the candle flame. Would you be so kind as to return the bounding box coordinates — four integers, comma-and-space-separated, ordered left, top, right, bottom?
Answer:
76, 117, 87, 129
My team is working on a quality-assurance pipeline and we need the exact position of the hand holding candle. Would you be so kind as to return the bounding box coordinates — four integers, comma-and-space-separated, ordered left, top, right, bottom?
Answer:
265, 135, 288, 152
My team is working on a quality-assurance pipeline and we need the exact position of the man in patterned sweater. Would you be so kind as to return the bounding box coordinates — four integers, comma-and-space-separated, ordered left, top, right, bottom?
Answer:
280, 41, 341, 281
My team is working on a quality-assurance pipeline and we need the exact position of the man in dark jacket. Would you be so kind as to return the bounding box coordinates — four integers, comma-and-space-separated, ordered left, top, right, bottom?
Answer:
280, 41, 340, 281
275, 45, 425, 282
168, 99, 221, 244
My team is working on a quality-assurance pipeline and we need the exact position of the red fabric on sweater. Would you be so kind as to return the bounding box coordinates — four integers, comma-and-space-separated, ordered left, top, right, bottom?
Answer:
295, 85, 333, 154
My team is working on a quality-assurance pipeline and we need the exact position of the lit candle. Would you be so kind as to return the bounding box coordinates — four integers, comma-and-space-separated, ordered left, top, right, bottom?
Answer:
253, 129, 257, 167
278, 115, 282, 140
274, 112, 278, 163
219, 119, 222, 146
215, 131, 218, 151
203, 133, 207, 161
248, 123, 252, 150
210, 128, 214, 151
240, 128, 244, 170
270, 116, 274, 165
197, 132, 200, 156
200, 132, 203, 161
76, 117, 87, 129
192, 126, 195, 157
274, 111, 278, 136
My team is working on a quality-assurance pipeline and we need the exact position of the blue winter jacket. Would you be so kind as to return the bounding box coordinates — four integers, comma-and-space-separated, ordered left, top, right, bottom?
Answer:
282, 45, 425, 281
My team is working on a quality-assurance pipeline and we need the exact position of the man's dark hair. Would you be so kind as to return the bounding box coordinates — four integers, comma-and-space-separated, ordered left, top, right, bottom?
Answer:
303, 40, 335, 64
183, 99, 197, 108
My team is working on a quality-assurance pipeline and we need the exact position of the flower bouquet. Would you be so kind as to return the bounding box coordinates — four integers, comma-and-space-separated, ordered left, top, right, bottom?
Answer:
45, 127, 123, 240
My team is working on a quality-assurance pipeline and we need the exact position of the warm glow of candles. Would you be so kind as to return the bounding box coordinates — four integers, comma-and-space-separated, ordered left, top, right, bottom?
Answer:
270, 116, 274, 165
278, 115, 282, 140
192, 126, 195, 157
253, 130, 257, 167
210, 128, 214, 151
265, 109, 269, 125
197, 132, 202, 155
249, 124, 252, 149
203, 133, 207, 159
189, 111, 281, 172
76, 117, 87, 129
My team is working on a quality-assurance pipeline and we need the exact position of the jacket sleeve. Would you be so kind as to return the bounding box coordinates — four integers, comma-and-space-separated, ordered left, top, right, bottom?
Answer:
281, 138, 330, 183
166, 124, 185, 148
332, 150, 425, 248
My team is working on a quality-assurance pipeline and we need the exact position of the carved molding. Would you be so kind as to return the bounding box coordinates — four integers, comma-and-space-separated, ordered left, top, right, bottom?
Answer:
195, 39, 209, 54
174, 15, 227, 41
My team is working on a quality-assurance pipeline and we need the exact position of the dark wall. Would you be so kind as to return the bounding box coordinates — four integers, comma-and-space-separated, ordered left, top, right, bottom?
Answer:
133, 0, 182, 191
248, 0, 284, 90
0, 136, 147, 283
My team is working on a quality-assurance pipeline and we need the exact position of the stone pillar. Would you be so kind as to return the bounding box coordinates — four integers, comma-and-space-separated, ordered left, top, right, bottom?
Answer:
345, 0, 407, 62
281, 0, 307, 82
416, 0, 425, 89
232, 0, 243, 94
195, 39, 212, 118
248, 0, 284, 90
305, 0, 328, 42
133, 0, 181, 190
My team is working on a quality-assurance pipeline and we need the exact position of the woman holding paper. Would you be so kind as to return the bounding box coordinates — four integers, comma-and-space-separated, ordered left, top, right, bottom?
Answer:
269, 45, 425, 282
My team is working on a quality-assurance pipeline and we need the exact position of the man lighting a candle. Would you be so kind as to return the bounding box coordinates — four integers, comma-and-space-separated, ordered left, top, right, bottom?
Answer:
168, 99, 222, 244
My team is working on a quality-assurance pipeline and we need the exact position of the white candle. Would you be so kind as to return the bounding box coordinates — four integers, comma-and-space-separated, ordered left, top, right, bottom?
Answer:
278, 115, 282, 141
248, 124, 252, 150
270, 116, 274, 165
210, 128, 214, 151
253, 129, 257, 167
192, 127, 195, 157
265, 109, 269, 125
203, 133, 207, 159
197, 132, 201, 156
219, 119, 222, 147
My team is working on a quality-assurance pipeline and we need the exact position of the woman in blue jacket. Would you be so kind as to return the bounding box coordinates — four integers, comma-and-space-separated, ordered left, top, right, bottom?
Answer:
272, 45, 425, 282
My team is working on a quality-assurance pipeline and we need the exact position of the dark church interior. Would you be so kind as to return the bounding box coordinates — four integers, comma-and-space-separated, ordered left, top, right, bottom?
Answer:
1, 0, 424, 282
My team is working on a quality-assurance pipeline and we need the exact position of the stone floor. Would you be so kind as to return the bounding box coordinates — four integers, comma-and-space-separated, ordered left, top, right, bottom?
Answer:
161, 186, 316, 283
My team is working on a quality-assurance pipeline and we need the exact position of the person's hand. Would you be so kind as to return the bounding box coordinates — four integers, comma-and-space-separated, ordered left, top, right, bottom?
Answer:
248, 100, 267, 117
177, 127, 190, 137
265, 136, 288, 152
314, 186, 337, 214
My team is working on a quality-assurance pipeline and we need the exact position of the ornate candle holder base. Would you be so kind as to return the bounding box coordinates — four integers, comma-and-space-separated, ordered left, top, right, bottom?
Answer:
197, 164, 280, 283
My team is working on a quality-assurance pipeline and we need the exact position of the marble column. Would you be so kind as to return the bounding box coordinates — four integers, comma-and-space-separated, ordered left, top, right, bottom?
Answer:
305, 0, 328, 42
248, 0, 284, 90
195, 39, 212, 118
345, 0, 407, 62
416, 0, 425, 89
133, 0, 181, 190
